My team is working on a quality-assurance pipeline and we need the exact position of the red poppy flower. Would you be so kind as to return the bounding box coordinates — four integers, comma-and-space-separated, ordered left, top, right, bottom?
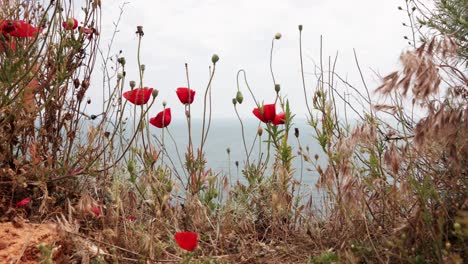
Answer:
80, 27, 94, 34
62, 18, 78, 30
1, 20, 41, 38
126, 216, 137, 221
150, 108, 171, 128
272, 112, 286, 125
16, 197, 31, 207
176, 87, 196, 105
91, 205, 101, 217
174, 231, 198, 251
253, 103, 276, 123
123, 87, 153, 105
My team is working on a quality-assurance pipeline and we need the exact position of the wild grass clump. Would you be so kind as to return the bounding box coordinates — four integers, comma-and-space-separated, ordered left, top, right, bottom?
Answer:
0, 1, 101, 216
1, 1, 466, 263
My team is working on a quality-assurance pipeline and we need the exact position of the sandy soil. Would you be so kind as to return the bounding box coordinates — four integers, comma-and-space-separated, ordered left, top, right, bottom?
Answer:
0, 221, 59, 264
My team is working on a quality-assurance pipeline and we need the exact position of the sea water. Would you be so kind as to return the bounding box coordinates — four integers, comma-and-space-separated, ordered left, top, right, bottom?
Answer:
149, 118, 325, 188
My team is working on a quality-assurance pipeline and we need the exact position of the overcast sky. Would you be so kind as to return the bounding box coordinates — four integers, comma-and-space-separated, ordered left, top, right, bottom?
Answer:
92, 0, 411, 121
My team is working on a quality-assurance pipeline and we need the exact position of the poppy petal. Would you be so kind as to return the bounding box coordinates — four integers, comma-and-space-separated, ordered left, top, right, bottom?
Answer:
16, 197, 31, 207
62, 18, 78, 30
253, 103, 276, 123
150, 108, 171, 128
123, 87, 153, 105
91, 205, 101, 217
174, 231, 198, 251
272, 112, 286, 125
1, 20, 41, 38
176, 87, 196, 104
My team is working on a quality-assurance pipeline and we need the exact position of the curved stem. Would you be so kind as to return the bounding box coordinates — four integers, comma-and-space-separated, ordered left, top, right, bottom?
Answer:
270, 38, 276, 86
299, 27, 312, 116
234, 105, 250, 167
200, 63, 217, 154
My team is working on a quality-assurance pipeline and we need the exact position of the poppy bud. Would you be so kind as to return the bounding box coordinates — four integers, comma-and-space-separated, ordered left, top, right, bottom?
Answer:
152, 89, 159, 98
140, 64, 145, 72
127, 159, 135, 174
294, 127, 299, 138
314, 154, 319, 160
93, 0, 101, 8
298, 25, 303, 31
257, 127, 263, 137
87, 98, 91, 104
64, 18, 77, 30
445, 242, 451, 249
275, 84, 281, 93
136, 25, 144, 36
117, 57, 126, 66
81, 79, 90, 89
235, 161, 239, 167
117, 73, 123, 80
130, 80, 136, 89
275, 33, 282, 40
73, 78, 80, 88
211, 54, 219, 64
226, 148, 230, 154
90, 114, 97, 120
236, 91, 243, 104
162, 101, 167, 107
232, 98, 237, 105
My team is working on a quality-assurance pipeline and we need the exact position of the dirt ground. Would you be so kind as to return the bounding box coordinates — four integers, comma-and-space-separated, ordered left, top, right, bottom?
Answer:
0, 221, 59, 264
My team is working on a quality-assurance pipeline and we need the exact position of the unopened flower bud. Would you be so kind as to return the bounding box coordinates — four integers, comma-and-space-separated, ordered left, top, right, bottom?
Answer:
257, 127, 263, 137
162, 101, 167, 107
211, 54, 219, 64
81, 79, 90, 89
298, 25, 303, 31
274, 84, 281, 93
117, 57, 126, 66
140, 64, 145, 72
90, 114, 97, 120
226, 148, 230, 154
73, 78, 80, 88
130, 80, 136, 89
294, 127, 299, 138
152, 89, 159, 98
445, 242, 451, 249
66, 18, 76, 29
236, 91, 244, 104
93, 0, 101, 8
117, 73, 123, 80
232, 98, 237, 105
275, 33, 282, 40
136, 25, 144, 36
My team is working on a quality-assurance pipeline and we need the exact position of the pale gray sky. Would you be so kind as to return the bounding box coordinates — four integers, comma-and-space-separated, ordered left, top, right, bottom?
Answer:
92, 0, 410, 120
